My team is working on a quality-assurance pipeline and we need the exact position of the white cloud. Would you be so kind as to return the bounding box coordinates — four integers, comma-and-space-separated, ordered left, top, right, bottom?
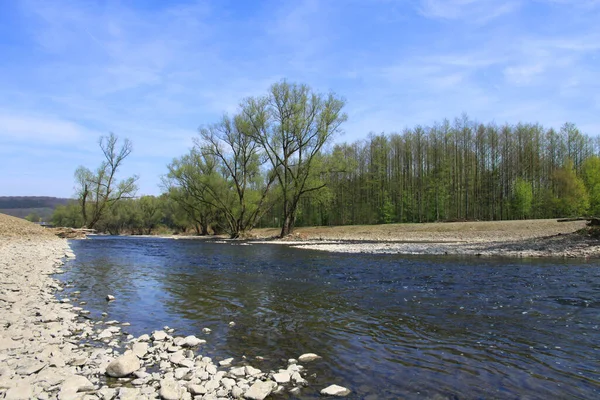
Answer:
0, 113, 95, 143
418, 0, 520, 23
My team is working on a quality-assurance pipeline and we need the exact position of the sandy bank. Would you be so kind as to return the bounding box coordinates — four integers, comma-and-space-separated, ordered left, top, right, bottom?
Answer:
251, 219, 599, 257
0, 214, 329, 399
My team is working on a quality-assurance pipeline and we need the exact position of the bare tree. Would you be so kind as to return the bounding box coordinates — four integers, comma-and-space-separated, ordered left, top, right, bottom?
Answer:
76, 133, 138, 229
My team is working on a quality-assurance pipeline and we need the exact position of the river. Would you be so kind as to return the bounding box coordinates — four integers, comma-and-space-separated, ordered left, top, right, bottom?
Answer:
61, 236, 600, 399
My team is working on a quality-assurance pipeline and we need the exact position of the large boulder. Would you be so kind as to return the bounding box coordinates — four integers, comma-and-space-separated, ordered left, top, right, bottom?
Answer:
105, 353, 141, 378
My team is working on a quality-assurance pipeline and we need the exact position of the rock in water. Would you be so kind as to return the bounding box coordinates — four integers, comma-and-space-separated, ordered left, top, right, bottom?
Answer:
180, 335, 205, 347
106, 294, 115, 301
219, 357, 234, 366
320, 384, 351, 396
105, 352, 140, 377
273, 372, 291, 384
152, 330, 168, 341
244, 380, 277, 400
298, 353, 321, 362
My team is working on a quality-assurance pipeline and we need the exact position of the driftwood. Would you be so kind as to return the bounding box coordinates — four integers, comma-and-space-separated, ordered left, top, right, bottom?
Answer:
557, 217, 600, 226
50, 227, 95, 239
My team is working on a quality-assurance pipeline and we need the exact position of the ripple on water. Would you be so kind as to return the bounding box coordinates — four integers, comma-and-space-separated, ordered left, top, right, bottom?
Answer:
61, 237, 600, 399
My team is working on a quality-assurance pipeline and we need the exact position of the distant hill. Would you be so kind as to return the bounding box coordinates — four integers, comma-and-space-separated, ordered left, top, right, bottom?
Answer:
0, 196, 73, 221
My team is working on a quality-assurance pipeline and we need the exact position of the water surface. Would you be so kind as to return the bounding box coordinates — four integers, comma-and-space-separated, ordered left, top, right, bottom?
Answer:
62, 236, 600, 399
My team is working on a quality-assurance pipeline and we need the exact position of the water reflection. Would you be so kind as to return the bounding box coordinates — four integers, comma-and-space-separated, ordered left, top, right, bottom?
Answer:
62, 237, 600, 399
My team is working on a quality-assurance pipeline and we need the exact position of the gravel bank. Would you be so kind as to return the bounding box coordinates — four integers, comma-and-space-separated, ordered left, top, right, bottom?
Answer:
252, 219, 600, 257
0, 214, 335, 399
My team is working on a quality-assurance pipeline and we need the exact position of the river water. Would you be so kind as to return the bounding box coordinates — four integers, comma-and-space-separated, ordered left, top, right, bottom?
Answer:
62, 236, 600, 399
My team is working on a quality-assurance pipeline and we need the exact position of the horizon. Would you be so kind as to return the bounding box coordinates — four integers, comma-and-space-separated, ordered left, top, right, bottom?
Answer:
1, 0, 599, 198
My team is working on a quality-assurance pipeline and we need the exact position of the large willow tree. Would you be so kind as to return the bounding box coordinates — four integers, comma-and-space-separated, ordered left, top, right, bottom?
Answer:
243, 81, 347, 237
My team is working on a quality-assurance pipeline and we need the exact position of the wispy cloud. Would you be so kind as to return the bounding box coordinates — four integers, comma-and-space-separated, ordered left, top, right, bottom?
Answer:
418, 0, 521, 23
0, 113, 95, 143
0, 0, 598, 196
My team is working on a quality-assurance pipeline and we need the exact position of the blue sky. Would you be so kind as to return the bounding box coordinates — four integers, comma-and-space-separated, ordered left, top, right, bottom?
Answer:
1, 0, 599, 198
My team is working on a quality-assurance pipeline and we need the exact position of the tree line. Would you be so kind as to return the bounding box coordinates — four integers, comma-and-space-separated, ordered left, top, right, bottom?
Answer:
286, 118, 599, 227
52, 80, 600, 237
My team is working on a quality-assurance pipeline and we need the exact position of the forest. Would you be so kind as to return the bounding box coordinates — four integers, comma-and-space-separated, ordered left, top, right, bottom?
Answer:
51, 81, 600, 238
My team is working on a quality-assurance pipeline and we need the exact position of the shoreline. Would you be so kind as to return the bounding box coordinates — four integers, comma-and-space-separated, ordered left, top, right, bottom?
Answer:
0, 214, 328, 400
161, 219, 600, 258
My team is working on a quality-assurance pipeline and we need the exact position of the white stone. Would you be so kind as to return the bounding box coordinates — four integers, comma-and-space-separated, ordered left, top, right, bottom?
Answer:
105, 353, 140, 377
97, 329, 113, 339
61, 375, 95, 393
298, 353, 321, 362
132, 342, 149, 358
188, 384, 207, 395
174, 367, 190, 379
231, 386, 244, 398
292, 371, 307, 385
230, 366, 246, 377
221, 377, 236, 389
245, 366, 261, 376
320, 384, 351, 396
118, 387, 140, 400
4, 384, 33, 400
137, 334, 150, 342
244, 380, 276, 400
160, 378, 185, 400
273, 372, 291, 384
180, 335, 205, 347
152, 330, 168, 341
219, 357, 234, 366
206, 364, 218, 375
106, 295, 115, 301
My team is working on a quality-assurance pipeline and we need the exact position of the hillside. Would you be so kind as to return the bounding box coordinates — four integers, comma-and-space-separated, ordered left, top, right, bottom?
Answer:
0, 196, 72, 220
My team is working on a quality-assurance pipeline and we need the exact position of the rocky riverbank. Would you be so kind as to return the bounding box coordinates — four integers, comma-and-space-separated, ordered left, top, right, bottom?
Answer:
0, 214, 348, 399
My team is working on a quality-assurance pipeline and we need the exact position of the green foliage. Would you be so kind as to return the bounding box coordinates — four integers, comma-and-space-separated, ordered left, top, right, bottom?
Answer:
166, 110, 275, 238
24, 212, 42, 223
552, 160, 589, 217
379, 192, 395, 224
511, 178, 533, 219
51, 203, 83, 227
581, 156, 600, 216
